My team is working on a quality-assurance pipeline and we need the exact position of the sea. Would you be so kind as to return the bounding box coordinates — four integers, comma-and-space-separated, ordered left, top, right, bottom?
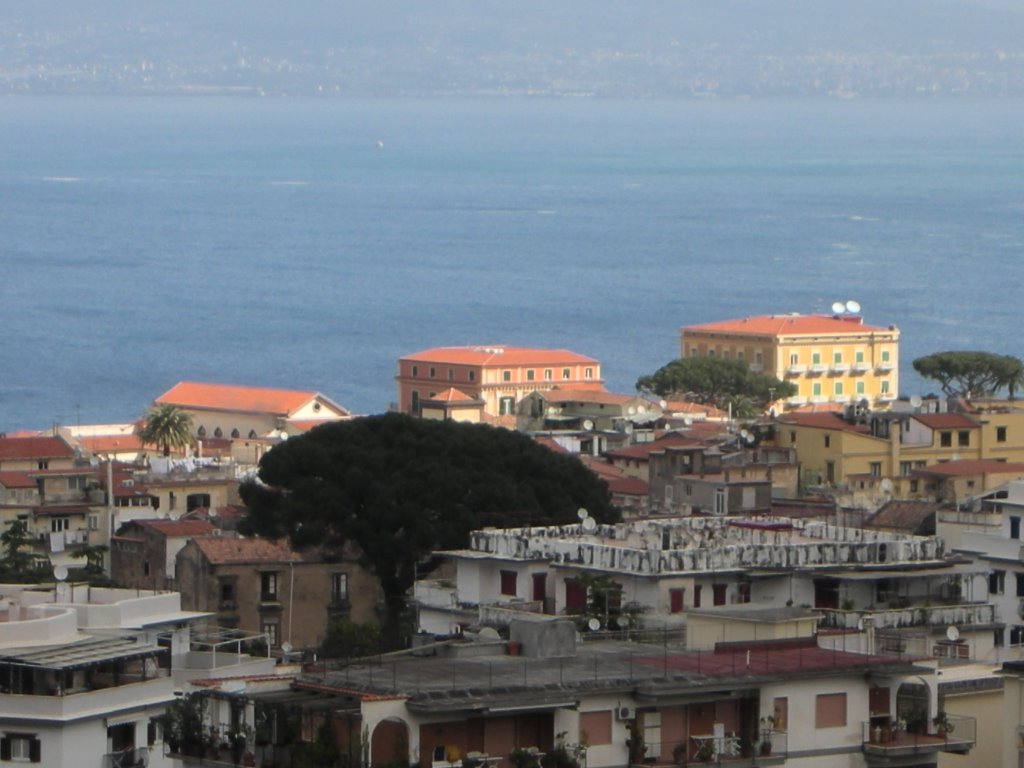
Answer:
1, 96, 1023, 432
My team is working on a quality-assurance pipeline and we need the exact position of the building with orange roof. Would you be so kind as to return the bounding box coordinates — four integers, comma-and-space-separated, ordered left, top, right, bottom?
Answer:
418, 387, 486, 423
111, 517, 218, 590
395, 346, 603, 423
154, 381, 351, 440
176, 535, 381, 652
0, 434, 76, 472
681, 312, 899, 409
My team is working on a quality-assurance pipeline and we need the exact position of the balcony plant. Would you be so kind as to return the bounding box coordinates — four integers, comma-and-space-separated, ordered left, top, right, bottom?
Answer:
759, 716, 775, 756
933, 711, 954, 737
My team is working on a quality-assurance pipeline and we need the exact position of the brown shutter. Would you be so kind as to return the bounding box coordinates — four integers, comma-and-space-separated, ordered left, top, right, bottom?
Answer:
1, 736, 11, 761
29, 737, 41, 763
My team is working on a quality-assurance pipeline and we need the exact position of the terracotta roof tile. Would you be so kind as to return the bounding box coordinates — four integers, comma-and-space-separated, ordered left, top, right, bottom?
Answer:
401, 346, 599, 367
914, 460, 1024, 477
192, 536, 304, 564
605, 434, 706, 460
157, 381, 347, 417
538, 388, 640, 406
0, 471, 35, 489
912, 413, 979, 430
778, 412, 872, 434
0, 436, 74, 461
423, 388, 482, 404
865, 500, 941, 534
128, 519, 218, 537
78, 435, 145, 454
534, 436, 571, 454
682, 314, 893, 337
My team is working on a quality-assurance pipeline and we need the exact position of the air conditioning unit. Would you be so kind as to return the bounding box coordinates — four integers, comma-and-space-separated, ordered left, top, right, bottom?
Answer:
616, 705, 636, 721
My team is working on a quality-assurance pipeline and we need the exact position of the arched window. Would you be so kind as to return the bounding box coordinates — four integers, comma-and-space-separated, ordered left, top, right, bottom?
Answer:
214, 427, 223, 438
197, 426, 207, 438
248, 430, 258, 439
231, 428, 240, 438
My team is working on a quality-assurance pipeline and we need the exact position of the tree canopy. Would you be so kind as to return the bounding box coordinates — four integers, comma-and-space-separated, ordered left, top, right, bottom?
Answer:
137, 404, 195, 456
636, 356, 796, 409
239, 413, 616, 640
912, 351, 1024, 399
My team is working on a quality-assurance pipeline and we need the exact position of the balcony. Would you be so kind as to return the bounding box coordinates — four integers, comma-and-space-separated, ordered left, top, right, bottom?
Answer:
852, 362, 870, 373
876, 392, 897, 402
786, 395, 806, 406
830, 363, 849, 373
414, 579, 459, 609
785, 364, 806, 375
876, 361, 895, 371
809, 364, 827, 374
862, 715, 974, 764
105, 747, 149, 768
819, 602, 996, 631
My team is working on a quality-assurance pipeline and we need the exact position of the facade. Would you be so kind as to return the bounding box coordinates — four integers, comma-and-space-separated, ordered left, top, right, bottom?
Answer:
111, 518, 217, 590
419, 388, 486, 423
176, 536, 380, 651
681, 313, 899, 409
396, 347, 603, 425
154, 380, 351, 440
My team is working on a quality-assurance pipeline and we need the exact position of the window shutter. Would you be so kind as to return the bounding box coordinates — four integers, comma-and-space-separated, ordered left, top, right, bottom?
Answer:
0, 736, 10, 761
29, 737, 41, 763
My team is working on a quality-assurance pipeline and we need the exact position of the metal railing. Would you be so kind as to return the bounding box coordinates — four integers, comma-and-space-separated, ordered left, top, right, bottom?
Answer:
640, 732, 787, 765
861, 714, 975, 754
105, 746, 149, 768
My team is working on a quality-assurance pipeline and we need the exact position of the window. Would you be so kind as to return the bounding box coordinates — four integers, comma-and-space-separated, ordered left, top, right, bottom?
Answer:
500, 570, 517, 596
834, 382, 843, 396
790, 431, 797, 444
737, 351, 744, 361
900, 461, 913, 476
669, 588, 685, 614
754, 352, 762, 365
833, 351, 842, 363
693, 585, 702, 608
958, 431, 970, 447
881, 380, 890, 394
468, 370, 476, 382
990, 570, 1005, 595
881, 350, 890, 362
773, 697, 788, 731
260, 572, 279, 601
856, 381, 865, 395
707, 349, 716, 357
714, 488, 726, 514
87, 515, 98, 530
248, 430, 258, 439
909, 480, 918, 492
412, 366, 419, 377
815, 693, 847, 728
1016, 573, 1024, 598
869, 462, 882, 477
737, 581, 751, 604
812, 352, 821, 365
940, 431, 953, 447
220, 580, 236, 605
562, 368, 570, 380
824, 435, 830, 448
998, 426, 1008, 442
579, 711, 612, 746
789, 353, 799, 365
51, 517, 69, 533
544, 369, 552, 381
410, 391, 420, 413
526, 369, 535, 381
712, 583, 727, 606
429, 367, 436, 379
447, 368, 453, 381
67, 476, 86, 491
499, 396, 515, 416
213, 427, 223, 438
231, 428, 240, 438
585, 367, 594, 379
1, 734, 40, 762
502, 370, 511, 382
331, 573, 349, 602
855, 350, 864, 363
261, 619, 279, 647
1011, 516, 1020, 539
36, 461, 48, 471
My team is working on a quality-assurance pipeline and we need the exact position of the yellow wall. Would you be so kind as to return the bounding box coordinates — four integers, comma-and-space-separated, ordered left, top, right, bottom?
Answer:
940, 686, 1001, 768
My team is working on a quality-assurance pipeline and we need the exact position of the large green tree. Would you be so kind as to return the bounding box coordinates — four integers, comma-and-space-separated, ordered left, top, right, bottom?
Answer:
137, 404, 195, 456
636, 356, 795, 409
912, 351, 1024, 399
239, 414, 616, 643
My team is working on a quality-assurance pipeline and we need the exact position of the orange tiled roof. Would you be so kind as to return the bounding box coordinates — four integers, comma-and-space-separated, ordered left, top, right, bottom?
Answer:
662, 400, 728, 418
401, 346, 599, 367
130, 519, 217, 537
0, 471, 35, 488
912, 413, 979, 430
534, 436, 571, 454
683, 314, 891, 337
605, 433, 706, 460
540, 388, 637, 406
156, 381, 341, 417
192, 536, 304, 564
778, 412, 872, 434
78, 434, 145, 454
423, 387, 482, 404
0, 436, 74, 461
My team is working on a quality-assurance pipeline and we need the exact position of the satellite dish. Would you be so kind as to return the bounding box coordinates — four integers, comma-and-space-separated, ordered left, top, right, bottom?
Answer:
547, 407, 558, 416
740, 429, 750, 440
587, 618, 601, 632
659, 400, 668, 409
577, 508, 589, 520
53, 565, 68, 582
281, 641, 293, 654
582, 419, 594, 431
582, 517, 598, 533
831, 301, 846, 314
880, 478, 893, 492
946, 626, 960, 642
846, 300, 861, 314
479, 627, 500, 640
910, 395, 923, 409
627, 406, 637, 415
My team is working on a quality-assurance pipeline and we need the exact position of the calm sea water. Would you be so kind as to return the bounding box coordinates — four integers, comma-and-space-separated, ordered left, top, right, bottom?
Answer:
1, 97, 1023, 431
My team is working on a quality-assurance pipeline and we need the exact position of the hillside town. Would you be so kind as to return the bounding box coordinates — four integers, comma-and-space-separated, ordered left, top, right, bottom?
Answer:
3, 310, 1024, 767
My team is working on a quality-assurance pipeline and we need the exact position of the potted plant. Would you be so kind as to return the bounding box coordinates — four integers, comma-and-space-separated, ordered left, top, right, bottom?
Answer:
695, 742, 714, 763
759, 716, 775, 755
933, 711, 954, 737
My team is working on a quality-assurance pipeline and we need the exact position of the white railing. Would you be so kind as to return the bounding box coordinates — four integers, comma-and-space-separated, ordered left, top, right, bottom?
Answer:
820, 602, 995, 630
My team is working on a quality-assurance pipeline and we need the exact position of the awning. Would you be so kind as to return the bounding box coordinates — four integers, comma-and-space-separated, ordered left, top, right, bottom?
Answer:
107, 711, 146, 728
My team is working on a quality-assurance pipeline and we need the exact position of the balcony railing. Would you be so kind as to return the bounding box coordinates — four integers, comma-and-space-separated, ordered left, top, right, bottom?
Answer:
819, 602, 995, 631
831, 363, 849, 373
643, 731, 787, 765
105, 746, 149, 768
852, 362, 870, 373
786, 364, 806, 375
862, 715, 974, 758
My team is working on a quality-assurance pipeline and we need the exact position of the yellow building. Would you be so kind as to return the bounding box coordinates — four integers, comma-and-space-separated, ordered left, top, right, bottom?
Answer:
680, 313, 899, 409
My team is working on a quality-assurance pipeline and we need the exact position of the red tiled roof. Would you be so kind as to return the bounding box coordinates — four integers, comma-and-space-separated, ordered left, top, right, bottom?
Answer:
192, 536, 304, 564
540, 388, 637, 406
401, 346, 599, 367
0, 471, 35, 488
662, 400, 727, 418
682, 314, 891, 337
0, 436, 74, 461
423, 388, 482, 404
912, 413, 979, 430
534, 436, 571, 454
789, 402, 846, 414
778, 412, 872, 434
865, 501, 940, 533
156, 381, 332, 417
605, 434, 706, 460
130, 519, 217, 537
78, 435, 145, 454
605, 475, 649, 496
914, 460, 1024, 477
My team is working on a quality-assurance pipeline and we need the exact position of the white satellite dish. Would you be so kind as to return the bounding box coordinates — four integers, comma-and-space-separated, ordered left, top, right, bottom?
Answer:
587, 617, 601, 632
627, 406, 637, 415
577, 508, 589, 520
582, 517, 598, 533
281, 641, 293, 654
582, 419, 594, 431
479, 627, 500, 640
659, 400, 668, 409
880, 478, 893, 493
53, 565, 68, 582
831, 301, 846, 315
946, 626, 960, 642
910, 395, 923, 409
846, 300, 861, 314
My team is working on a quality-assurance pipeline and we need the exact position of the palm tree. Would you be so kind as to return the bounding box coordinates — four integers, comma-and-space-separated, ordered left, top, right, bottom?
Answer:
137, 404, 195, 457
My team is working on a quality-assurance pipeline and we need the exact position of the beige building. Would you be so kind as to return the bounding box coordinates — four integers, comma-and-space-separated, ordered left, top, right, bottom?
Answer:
681, 313, 899, 409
